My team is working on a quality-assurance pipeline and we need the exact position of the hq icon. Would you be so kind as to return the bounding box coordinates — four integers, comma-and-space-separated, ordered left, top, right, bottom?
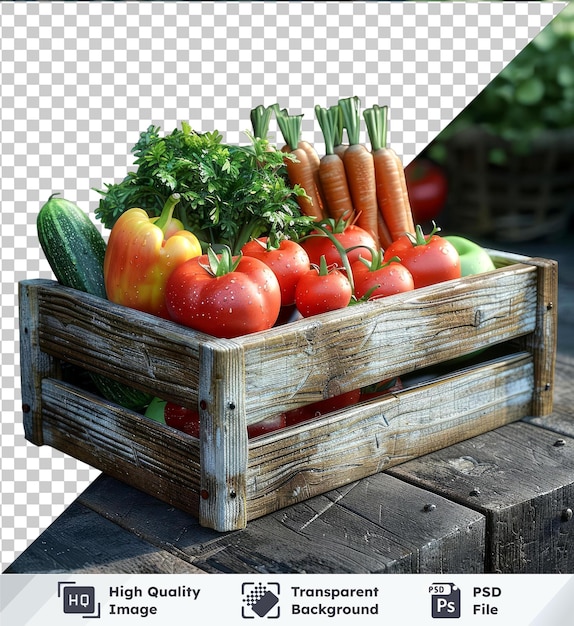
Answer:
58, 581, 101, 619
429, 583, 461, 619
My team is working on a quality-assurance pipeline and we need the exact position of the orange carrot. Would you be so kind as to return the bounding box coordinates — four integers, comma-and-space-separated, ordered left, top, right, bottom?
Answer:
364, 104, 415, 242
274, 107, 320, 164
338, 96, 380, 246
377, 211, 394, 250
298, 138, 321, 173
276, 111, 325, 221
276, 107, 323, 202
314, 104, 355, 222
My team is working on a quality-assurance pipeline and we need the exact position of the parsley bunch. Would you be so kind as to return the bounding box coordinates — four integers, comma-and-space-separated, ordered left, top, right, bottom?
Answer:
94, 121, 314, 254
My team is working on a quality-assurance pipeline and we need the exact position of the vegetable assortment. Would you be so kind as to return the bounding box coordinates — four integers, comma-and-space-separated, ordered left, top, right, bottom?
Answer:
37, 98, 496, 434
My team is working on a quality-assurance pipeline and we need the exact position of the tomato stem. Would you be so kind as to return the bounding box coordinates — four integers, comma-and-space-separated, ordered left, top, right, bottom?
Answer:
203, 245, 241, 277
354, 247, 398, 271
405, 221, 441, 247
311, 221, 355, 294
318, 255, 330, 276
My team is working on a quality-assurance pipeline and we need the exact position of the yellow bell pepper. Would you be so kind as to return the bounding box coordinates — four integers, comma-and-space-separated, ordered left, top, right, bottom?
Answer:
104, 194, 202, 318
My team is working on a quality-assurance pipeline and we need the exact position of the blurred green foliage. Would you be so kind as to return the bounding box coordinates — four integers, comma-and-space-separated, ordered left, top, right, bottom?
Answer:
429, 3, 574, 163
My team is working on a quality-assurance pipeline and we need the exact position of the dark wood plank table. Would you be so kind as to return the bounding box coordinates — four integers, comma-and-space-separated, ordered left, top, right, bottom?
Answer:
5, 352, 573, 575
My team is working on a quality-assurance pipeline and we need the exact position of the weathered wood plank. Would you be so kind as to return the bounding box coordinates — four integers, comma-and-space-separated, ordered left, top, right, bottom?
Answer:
33, 279, 205, 407
69, 473, 485, 574
244, 353, 534, 519
388, 422, 574, 573
37, 353, 533, 530
239, 263, 539, 417
18, 279, 61, 445
198, 338, 249, 531
40, 379, 202, 517
516, 256, 558, 416
524, 353, 574, 438
6, 341, 571, 575
3, 500, 202, 574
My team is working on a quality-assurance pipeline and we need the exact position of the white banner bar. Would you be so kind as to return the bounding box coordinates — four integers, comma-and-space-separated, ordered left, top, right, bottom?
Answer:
2, 573, 573, 625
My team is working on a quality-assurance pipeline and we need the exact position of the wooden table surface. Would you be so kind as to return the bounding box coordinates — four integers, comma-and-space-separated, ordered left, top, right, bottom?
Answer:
5, 351, 573, 575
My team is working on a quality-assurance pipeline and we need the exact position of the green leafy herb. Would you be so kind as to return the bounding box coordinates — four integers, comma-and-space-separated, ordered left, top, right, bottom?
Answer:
94, 122, 314, 254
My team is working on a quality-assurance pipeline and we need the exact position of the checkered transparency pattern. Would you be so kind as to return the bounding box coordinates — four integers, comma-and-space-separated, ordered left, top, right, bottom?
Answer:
0, 1, 562, 572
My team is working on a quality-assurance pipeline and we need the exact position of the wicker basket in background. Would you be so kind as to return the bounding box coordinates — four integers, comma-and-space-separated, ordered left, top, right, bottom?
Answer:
442, 126, 574, 242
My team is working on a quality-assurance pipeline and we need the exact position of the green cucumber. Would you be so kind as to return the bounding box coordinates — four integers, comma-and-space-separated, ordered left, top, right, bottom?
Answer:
37, 194, 153, 411
37, 194, 108, 298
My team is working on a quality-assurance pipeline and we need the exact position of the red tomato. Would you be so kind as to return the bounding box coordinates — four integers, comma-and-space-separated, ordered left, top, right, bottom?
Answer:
164, 403, 286, 439
241, 237, 310, 307
351, 254, 415, 300
283, 389, 362, 427
300, 222, 377, 269
405, 158, 448, 224
164, 402, 200, 438
247, 412, 287, 438
294, 257, 352, 318
383, 225, 461, 289
360, 377, 403, 402
165, 249, 281, 338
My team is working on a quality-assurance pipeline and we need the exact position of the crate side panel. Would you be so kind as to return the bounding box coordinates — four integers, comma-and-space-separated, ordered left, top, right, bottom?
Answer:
198, 340, 249, 531
36, 282, 204, 406
245, 354, 534, 520
240, 265, 538, 422
19, 280, 62, 445
40, 379, 201, 517
516, 257, 558, 416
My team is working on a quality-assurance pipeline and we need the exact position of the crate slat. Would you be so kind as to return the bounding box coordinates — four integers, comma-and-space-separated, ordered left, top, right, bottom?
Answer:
239, 264, 538, 419
41, 378, 202, 517
36, 283, 205, 407
31, 258, 540, 424
245, 352, 534, 520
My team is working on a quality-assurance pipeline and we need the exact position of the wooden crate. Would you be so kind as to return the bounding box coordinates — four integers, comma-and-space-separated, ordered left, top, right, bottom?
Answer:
19, 250, 557, 532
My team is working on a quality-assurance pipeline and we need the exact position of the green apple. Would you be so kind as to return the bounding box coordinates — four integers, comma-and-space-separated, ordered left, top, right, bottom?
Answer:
144, 396, 167, 424
441, 235, 495, 366
443, 235, 496, 276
